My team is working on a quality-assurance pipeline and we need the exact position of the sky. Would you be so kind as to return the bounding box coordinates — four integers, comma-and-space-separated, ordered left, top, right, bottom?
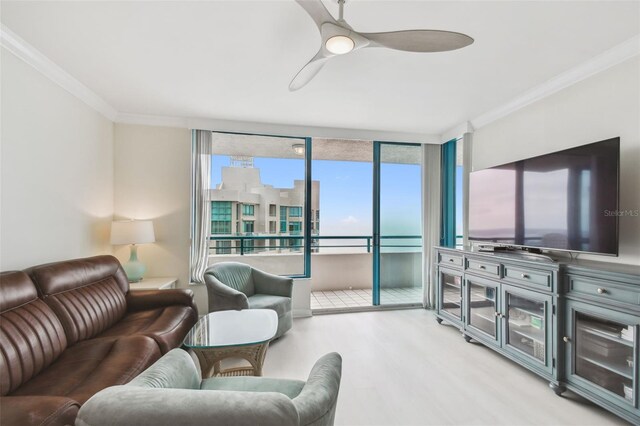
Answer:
211, 155, 424, 239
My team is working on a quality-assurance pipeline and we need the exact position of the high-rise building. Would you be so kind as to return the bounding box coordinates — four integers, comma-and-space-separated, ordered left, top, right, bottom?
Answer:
209, 163, 319, 255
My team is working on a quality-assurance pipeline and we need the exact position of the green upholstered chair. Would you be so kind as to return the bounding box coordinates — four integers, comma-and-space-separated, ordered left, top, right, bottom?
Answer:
76, 349, 342, 426
204, 262, 293, 339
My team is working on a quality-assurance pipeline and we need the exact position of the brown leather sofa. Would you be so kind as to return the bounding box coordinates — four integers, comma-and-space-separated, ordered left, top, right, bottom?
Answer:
0, 255, 198, 426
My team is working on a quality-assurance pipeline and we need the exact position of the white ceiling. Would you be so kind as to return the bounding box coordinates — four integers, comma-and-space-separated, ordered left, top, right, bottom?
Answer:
1, 1, 639, 135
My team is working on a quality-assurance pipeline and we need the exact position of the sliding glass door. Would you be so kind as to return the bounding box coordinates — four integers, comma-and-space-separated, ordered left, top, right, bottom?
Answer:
373, 142, 423, 306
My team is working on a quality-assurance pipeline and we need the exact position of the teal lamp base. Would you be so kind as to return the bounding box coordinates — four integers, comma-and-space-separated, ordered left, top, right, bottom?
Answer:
123, 244, 146, 283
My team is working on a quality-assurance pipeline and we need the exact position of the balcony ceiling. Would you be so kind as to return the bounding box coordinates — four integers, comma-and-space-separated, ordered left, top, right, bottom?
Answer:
1, 1, 638, 135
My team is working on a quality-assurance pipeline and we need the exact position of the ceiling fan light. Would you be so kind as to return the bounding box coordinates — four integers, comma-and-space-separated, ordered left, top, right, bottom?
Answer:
325, 35, 354, 55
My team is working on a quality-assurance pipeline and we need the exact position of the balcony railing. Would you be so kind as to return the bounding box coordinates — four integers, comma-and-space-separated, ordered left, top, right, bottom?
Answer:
209, 235, 423, 256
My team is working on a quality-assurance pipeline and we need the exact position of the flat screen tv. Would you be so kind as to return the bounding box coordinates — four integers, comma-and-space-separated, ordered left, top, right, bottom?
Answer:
468, 137, 619, 255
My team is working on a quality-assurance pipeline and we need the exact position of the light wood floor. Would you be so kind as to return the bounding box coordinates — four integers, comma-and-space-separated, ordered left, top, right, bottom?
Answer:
265, 309, 626, 426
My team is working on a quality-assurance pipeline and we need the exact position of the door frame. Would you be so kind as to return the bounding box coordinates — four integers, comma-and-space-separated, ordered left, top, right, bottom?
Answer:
372, 141, 423, 306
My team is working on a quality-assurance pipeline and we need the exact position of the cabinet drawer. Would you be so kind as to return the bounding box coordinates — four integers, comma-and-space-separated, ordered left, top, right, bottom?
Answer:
569, 276, 640, 306
465, 259, 500, 277
503, 265, 552, 289
438, 252, 463, 268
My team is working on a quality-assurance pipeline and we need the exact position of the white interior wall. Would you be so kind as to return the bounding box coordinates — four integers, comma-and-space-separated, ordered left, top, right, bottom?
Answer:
0, 49, 114, 269
472, 57, 640, 265
111, 124, 203, 306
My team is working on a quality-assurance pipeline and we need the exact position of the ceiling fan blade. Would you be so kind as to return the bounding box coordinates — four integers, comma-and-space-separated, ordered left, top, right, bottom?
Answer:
294, 0, 337, 30
362, 29, 473, 52
289, 51, 329, 91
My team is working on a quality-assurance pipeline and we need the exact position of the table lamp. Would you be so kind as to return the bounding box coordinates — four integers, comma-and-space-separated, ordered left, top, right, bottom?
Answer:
110, 219, 155, 282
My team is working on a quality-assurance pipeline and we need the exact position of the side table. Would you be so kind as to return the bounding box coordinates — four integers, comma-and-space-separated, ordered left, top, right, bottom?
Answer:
129, 277, 177, 291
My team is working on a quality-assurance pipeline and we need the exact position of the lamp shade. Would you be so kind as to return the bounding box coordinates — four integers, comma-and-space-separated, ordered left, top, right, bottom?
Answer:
110, 220, 155, 245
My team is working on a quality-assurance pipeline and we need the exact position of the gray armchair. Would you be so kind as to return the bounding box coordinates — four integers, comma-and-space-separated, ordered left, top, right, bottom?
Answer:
204, 262, 293, 339
76, 349, 342, 426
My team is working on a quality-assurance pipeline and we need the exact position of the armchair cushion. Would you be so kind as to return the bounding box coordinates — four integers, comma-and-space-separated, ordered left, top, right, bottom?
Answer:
207, 262, 255, 296
204, 262, 294, 338
248, 294, 292, 318
204, 273, 249, 312
76, 349, 342, 426
293, 353, 343, 426
252, 268, 293, 298
76, 387, 300, 426
201, 376, 305, 399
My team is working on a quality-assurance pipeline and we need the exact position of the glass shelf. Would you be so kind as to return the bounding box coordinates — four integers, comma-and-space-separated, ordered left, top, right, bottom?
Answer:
574, 312, 635, 401
506, 292, 546, 363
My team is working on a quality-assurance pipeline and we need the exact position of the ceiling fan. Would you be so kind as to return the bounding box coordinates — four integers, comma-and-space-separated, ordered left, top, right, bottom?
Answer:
290, 0, 474, 91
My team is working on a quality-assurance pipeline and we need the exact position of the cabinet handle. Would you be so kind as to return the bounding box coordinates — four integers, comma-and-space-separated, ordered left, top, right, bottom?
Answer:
449, 258, 455, 262
494, 311, 501, 317
479, 265, 486, 270
596, 288, 606, 294
563, 336, 571, 343
521, 273, 529, 279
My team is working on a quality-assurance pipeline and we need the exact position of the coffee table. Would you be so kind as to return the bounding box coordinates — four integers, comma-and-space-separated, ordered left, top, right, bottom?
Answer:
183, 309, 278, 378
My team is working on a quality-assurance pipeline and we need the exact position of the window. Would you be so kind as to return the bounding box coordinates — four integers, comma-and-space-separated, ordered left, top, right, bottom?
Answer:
242, 204, 255, 216
289, 222, 302, 234
289, 206, 303, 217
212, 201, 232, 220
211, 221, 231, 234
211, 201, 232, 235
289, 222, 302, 250
215, 240, 231, 255
280, 206, 288, 233
207, 132, 312, 277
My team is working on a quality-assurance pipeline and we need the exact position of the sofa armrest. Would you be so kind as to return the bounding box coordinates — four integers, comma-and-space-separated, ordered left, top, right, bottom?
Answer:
252, 269, 294, 298
0, 395, 80, 426
76, 387, 299, 426
204, 275, 249, 312
126, 289, 198, 314
293, 352, 342, 426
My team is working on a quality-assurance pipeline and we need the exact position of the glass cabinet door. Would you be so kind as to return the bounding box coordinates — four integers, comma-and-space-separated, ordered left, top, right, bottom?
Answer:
573, 311, 635, 404
466, 276, 499, 344
439, 269, 463, 322
503, 287, 550, 368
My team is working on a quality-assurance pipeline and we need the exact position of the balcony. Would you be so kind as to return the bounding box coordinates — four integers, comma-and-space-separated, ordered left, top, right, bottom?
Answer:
208, 235, 424, 311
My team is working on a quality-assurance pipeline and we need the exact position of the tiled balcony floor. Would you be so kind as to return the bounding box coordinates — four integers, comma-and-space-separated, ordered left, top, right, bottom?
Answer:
311, 287, 423, 311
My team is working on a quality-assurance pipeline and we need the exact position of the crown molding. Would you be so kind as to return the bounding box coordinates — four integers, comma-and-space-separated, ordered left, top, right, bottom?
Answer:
116, 113, 442, 144
470, 34, 640, 131
440, 121, 475, 143
116, 112, 189, 129
1, 24, 118, 121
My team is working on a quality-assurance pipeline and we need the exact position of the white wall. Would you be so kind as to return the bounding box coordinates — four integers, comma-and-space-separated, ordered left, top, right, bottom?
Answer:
112, 124, 203, 304
473, 57, 640, 265
0, 49, 114, 270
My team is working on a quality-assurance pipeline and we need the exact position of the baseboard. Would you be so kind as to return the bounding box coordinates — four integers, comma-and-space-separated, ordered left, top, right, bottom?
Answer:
293, 308, 312, 318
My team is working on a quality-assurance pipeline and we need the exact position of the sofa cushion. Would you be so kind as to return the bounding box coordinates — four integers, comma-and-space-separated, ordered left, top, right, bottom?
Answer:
28, 256, 129, 345
0, 395, 80, 426
201, 377, 305, 399
96, 305, 197, 353
0, 271, 67, 396
13, 335, 160, 404
248, 294, 291, 318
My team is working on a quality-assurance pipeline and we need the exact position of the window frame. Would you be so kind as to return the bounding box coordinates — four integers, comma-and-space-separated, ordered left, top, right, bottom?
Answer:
206, 131, 312, 279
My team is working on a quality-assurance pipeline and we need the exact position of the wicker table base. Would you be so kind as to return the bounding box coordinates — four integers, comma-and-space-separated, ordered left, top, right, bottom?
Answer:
192, 341, 270, 378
